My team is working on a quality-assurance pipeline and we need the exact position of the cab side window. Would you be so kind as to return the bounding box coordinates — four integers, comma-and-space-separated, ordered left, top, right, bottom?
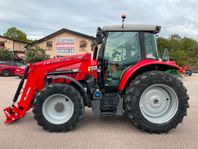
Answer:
144, 33, 158, 59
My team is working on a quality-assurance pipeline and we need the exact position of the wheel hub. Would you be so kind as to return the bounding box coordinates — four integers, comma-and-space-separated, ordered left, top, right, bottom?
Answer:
150, 97, 162, 108
153, 98, 159, 104
54, 102, 65, 113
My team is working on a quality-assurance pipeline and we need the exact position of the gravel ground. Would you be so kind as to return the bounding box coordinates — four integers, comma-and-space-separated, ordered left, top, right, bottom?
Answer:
0, 75, 198, 149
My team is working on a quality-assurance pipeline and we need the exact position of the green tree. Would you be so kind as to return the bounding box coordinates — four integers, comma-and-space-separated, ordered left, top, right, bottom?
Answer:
0, 48, 13, 61
157, 34, 198, 67
25, 47, 50, 63
169, 34, 183, 51
187, 45, 198, 66
170, 34, 182, 40
3, 27, 28, 42
182, 37, 197, 51
157, 37, 170, 56
169, 49, 188, 66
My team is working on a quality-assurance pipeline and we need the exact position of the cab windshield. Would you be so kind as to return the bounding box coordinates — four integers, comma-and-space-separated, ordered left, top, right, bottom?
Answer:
104, 32, 141, 66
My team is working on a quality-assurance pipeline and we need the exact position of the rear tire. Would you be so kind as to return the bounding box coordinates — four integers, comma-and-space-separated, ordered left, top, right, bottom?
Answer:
33, 83, 84, 132
124, 71, 189, 133
2, 69, 11, 77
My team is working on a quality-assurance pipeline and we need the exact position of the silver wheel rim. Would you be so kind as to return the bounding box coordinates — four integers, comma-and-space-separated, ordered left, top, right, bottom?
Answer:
139, 84, 178, 124
42, 94, 74, 125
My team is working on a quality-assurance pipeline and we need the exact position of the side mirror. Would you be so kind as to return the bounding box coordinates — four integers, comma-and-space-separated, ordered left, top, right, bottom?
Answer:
96, 27, 103, 44
91, 40, 98, 51
162, 48, 170, 61
155, 35, 159, 39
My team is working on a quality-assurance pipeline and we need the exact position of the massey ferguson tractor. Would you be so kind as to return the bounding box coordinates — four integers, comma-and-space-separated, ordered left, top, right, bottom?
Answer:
3, 18, 189, 133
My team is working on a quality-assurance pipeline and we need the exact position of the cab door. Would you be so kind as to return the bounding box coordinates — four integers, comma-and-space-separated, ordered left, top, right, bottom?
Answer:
103, 32, 141, 87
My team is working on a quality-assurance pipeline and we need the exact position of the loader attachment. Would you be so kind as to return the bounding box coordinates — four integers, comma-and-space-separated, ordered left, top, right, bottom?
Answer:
4, 105, 20, 124
3, 53, 91, 124
3, 66, 29, 124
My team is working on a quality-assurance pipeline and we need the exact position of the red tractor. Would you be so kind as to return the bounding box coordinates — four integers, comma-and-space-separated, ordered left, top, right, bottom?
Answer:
4, 22, 189, 133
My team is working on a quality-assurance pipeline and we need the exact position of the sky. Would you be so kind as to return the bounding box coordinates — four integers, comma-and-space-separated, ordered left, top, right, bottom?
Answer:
0, 0, 198, 40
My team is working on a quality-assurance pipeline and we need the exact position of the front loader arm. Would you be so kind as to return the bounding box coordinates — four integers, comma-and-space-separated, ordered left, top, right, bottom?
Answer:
4, 53, 91, 124
4, 65, 38, 124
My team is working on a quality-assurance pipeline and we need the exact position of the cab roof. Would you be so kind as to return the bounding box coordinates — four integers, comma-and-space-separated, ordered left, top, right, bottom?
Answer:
103, 24, 161, 34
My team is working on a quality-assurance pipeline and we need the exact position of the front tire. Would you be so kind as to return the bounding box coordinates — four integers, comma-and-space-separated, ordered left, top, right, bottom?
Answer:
33, 83, 84, 132
125, 71, 189, 133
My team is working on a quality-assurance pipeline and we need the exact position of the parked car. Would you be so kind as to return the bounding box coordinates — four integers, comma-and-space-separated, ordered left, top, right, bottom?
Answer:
15, 65, 26, 78
0, 61, 25, 77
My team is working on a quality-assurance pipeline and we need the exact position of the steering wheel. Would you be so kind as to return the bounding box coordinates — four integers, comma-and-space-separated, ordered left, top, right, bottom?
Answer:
108, 61, 123, 70
112, 49, 121, 61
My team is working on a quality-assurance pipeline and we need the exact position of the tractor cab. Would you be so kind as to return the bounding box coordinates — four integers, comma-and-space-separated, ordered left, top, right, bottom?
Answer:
94, 24, 161, 89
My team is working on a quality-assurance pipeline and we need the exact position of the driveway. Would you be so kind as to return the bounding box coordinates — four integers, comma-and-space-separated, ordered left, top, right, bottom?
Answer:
0, 75, 198, 149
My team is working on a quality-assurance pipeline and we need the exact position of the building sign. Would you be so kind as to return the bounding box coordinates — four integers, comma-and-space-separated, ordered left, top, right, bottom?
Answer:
56, 38, 75, 54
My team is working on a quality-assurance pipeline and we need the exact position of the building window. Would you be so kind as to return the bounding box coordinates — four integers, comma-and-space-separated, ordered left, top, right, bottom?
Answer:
79, 40, 87, 52
46, 41, 53, 49
0, 41, 5, 49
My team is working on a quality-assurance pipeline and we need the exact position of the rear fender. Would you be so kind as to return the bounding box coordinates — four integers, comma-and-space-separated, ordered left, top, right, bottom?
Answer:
118, 60, 180, 92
